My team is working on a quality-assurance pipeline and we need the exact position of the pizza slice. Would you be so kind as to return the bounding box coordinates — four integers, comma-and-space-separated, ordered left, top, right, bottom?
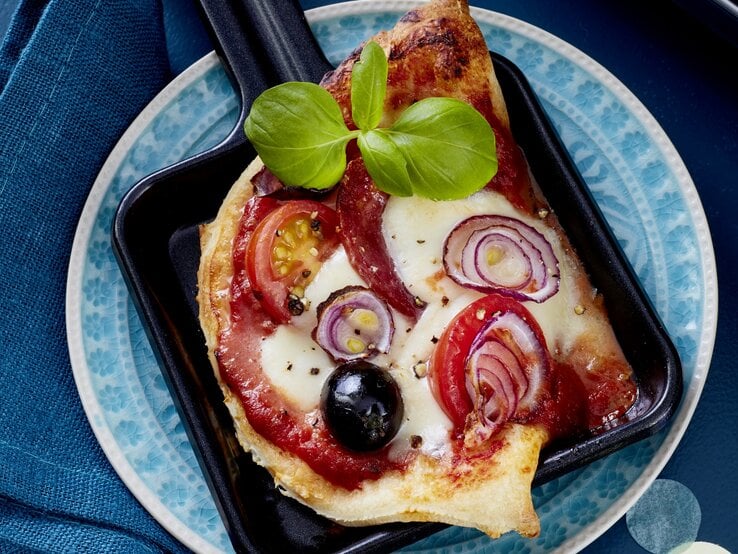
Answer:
197, 0, 636, 539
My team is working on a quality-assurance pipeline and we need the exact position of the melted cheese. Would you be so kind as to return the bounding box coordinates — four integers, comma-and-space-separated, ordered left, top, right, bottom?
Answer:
383, 190, 591, 354
260, 189, 592, 458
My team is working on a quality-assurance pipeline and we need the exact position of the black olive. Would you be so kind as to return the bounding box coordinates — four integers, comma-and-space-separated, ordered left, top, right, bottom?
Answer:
320, 360, 404, 452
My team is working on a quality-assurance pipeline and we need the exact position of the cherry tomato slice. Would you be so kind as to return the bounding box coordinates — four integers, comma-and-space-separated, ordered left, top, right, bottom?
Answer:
428, 293, 550, 435
246, 200, 339, 324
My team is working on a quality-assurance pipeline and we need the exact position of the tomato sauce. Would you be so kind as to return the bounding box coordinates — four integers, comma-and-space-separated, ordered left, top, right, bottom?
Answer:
528, 362, 588, 441
527, 358, 637, 442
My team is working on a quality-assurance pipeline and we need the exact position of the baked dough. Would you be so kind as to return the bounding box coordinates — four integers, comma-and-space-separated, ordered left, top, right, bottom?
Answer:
197, 0, 633, 538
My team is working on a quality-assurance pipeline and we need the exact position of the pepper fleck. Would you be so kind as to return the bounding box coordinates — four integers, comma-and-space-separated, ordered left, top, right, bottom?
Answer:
412, 361, 428, 378
287, 295, 305, 316
309, 367, 320, 375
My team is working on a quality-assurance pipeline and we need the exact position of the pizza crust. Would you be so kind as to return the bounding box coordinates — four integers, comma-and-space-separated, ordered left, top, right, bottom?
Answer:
195, 0, 618, 539
281, 424, 544, 536
321, 0, 510, 131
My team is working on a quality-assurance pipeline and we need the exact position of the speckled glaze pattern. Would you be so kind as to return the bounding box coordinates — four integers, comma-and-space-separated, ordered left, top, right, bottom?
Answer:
66, 3, 717, 553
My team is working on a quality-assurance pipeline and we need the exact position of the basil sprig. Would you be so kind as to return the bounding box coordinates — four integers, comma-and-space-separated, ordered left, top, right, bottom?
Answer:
244, 41, 498, 200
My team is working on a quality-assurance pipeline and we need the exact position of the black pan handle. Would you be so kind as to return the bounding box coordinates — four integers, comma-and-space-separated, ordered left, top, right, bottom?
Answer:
197, 0, 334, 149
235, 0, 334, 83
197, 1, 270, 129
198, 0, 333, 120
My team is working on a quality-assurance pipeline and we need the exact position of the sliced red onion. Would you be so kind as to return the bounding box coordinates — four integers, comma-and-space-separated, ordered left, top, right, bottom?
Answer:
468, 352, 518, 414
252, 166, 284, 197
444, 215, 560, 302
469, 348, 522, 404
465, 364, 511, 443
464, 310, 548, 437
314, 286, 394, 362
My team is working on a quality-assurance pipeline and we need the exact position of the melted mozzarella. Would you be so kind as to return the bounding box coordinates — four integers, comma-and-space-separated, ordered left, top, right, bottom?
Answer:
260, 189, 591, 457
261, 325, 333, 411
260, 249, 365, 411
383, 190, 521, 303
384, 190, 590, 354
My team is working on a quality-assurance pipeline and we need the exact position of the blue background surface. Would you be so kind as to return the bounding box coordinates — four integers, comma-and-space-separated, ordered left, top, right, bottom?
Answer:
0, 0, 735, 551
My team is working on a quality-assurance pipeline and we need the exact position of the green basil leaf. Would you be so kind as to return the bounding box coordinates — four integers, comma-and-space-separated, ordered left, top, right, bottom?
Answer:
387, 97, 498, 200
244, 82, 357, 190
357, 129, 413, 197
351, 41, 387, 131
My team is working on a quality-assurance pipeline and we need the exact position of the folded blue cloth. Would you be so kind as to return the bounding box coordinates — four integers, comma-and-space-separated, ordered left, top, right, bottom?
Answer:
0, 0, 194, 551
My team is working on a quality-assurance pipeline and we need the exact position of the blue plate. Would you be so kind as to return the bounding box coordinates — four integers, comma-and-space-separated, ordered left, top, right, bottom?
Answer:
67, 2, 717, 552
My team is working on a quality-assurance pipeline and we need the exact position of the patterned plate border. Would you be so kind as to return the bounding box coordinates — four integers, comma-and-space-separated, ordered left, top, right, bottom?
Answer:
66, 2, 718, 553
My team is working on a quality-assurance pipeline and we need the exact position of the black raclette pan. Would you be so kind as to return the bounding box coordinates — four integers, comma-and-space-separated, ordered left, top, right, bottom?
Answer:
112, 0, 682, 551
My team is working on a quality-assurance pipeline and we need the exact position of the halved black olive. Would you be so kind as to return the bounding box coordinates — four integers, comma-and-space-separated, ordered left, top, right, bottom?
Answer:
320, 360, 403, 452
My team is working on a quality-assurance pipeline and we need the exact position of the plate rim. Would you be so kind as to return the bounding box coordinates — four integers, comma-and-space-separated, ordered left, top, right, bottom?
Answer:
66, 53, 225, 554
65, 2, 719, 553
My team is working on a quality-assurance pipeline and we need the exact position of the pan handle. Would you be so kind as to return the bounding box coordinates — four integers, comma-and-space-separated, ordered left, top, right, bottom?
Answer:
197, 1, 268, 128
197, 0, 333, 119
235, 0, 333, 83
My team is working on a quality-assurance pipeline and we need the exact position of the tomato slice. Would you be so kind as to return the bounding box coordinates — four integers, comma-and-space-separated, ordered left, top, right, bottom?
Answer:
246, 200, 339, 324
428, 294, 550, 436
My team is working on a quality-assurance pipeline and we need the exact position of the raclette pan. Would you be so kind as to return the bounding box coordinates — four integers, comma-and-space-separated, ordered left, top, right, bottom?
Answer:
112, 0, 682, 551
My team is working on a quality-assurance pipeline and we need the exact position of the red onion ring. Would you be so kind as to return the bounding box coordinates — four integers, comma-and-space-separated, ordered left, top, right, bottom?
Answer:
444, 215, 560, 302
463, 229, 531, 289
252, 166, 334, 200
469, 340, 525, 401
468, 352, 518, 415
314, 286, 394, 362
465, 363, 511, 442
464, 309, 548, 438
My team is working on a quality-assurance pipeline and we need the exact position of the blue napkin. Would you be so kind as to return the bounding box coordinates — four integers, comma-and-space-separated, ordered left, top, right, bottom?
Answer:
0, 0, 192, 551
